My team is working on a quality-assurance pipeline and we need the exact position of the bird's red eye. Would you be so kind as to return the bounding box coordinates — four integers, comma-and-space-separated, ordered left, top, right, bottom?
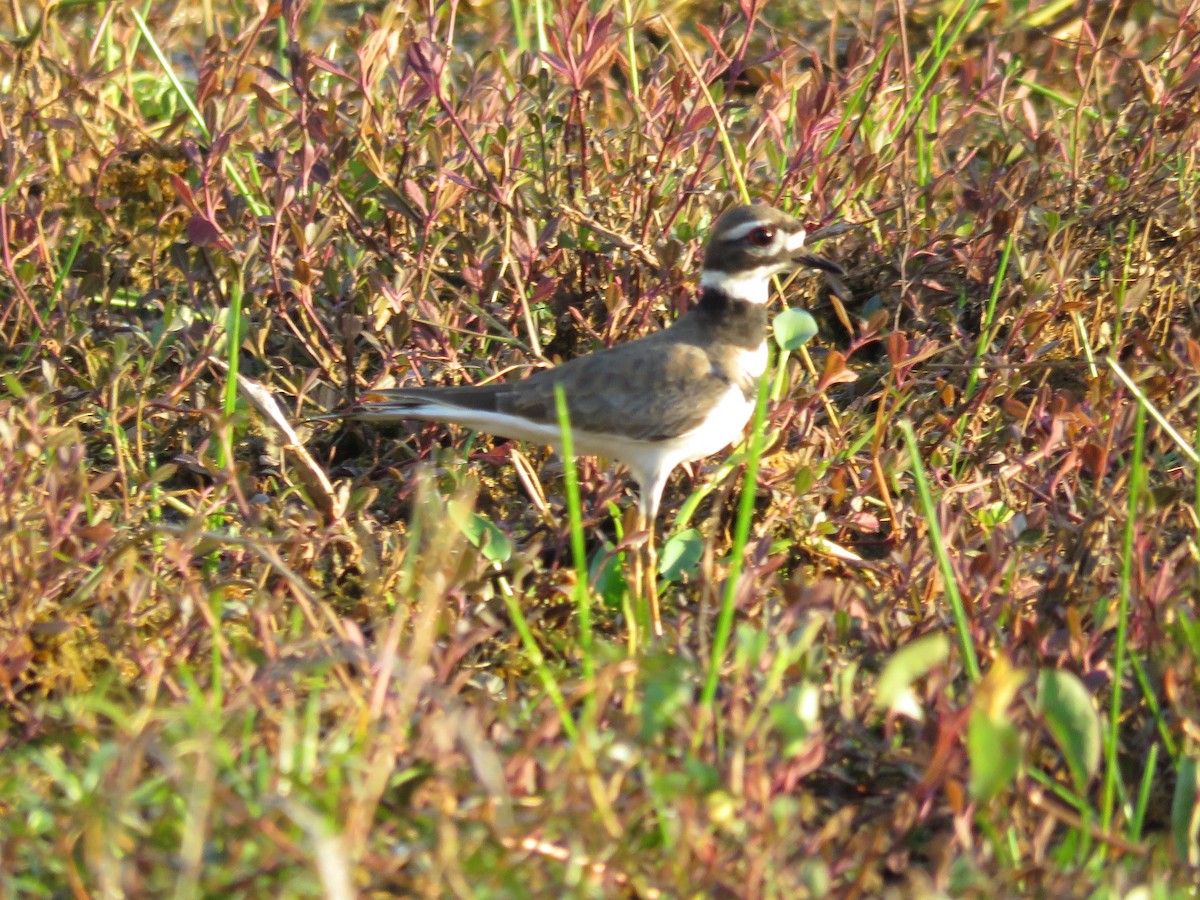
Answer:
748, 226, 775, 247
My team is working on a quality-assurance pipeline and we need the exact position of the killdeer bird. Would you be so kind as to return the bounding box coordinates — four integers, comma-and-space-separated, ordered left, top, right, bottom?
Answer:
345, 203, 841, 632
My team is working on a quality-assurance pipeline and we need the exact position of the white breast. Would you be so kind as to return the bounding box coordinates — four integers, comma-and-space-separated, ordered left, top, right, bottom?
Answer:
735, 343, 769, 380
663, 383, 756, 467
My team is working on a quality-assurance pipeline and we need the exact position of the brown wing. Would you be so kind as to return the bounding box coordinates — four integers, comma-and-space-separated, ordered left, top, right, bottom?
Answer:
497, 338, 727, 441
363, 320, 729, 441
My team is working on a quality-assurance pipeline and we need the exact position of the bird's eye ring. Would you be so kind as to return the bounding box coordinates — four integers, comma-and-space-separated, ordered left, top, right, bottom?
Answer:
747, 226, 775, 247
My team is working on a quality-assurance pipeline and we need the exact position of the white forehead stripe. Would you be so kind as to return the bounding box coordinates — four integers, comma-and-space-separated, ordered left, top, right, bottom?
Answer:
785, 229, 809, 251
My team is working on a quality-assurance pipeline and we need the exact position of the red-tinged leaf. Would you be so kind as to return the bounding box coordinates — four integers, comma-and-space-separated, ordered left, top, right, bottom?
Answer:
829, 367, 860, 386
846, 510, 880, 531
886, 331, 909, 366
969, 551, 997, 580
406, 40, 444, 83
89, 470, 117, 494
1021, 311, 1053, 336
576, 11, 618, 83
461, 265, 483, 292
402, 179, 428, 216
819, 351, 859, 388
209, 130, 233, 160
1165, 668, 1179, 705
0, 634, 33, 681
1002, 396, 1028, 419
260, 64, 288, 83
580, 42, 619, 85
1035, 129, 1056, 157
540, 52, 571, 78
442, 171, 475, 190
309, 55, 349, 79
695, 23, 727, 57
1079, 442, 1108, 478
683, 105, 715, 132
250, 82, 286, 113
593, 9, 616, 42
1021, 97, 1039, 135
76, 523, 116, 543
299, 142, 315, 185
186, 215, 222, 247
865, 307, 890, 333
904, 340, 942, 367
1187, 338, 1200, 371
169, 173, 198, 211
429, 182, 468, 219
530, 276, 558, 305
510, 228, 532, 264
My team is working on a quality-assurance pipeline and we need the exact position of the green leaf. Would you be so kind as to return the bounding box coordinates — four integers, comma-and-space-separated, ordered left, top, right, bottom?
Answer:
640, 652, 693, 740
733, 622, 769, 670
773, 308, 819, 351
873, 633, 950, 718
588, 545, 627, 608
3, 373, 28, 399
658, 528, 702, 581
448, 501, 512, 564
967, 655, 1026, 802
653, 760, 719, 805
967, 708, 1020, 802
769, 683, 821, 756
1036, 669, 1101, 792
683, 757, 720, 794
1171, 756, 1199, 864
798, 859, 831, 897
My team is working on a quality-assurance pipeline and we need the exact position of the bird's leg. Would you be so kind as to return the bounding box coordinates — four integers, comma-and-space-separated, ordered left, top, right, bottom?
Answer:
644, 513, 662, 638
627, 506, 645, 626
638, 477, 665, 639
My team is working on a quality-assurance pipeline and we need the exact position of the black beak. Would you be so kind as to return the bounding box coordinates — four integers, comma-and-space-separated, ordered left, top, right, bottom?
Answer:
793, 250, 845, 276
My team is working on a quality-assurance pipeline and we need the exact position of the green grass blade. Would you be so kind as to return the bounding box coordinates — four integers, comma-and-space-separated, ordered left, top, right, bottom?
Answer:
696, 345, 773, 746
555, 385, 594, 718
900, 419, 981, 681
1103, 402, 1144, 831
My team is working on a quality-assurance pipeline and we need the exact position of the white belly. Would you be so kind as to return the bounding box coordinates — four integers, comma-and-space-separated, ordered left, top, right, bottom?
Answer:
670, 383, 756, 464
604, 382, 755, 489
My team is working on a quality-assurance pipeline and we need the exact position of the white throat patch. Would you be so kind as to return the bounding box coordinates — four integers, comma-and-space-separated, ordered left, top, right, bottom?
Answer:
699, 267, 778, 305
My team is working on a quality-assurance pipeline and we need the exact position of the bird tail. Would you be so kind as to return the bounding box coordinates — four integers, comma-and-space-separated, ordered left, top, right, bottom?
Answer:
350, 390, 441, 421
318, 384, 505, 423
